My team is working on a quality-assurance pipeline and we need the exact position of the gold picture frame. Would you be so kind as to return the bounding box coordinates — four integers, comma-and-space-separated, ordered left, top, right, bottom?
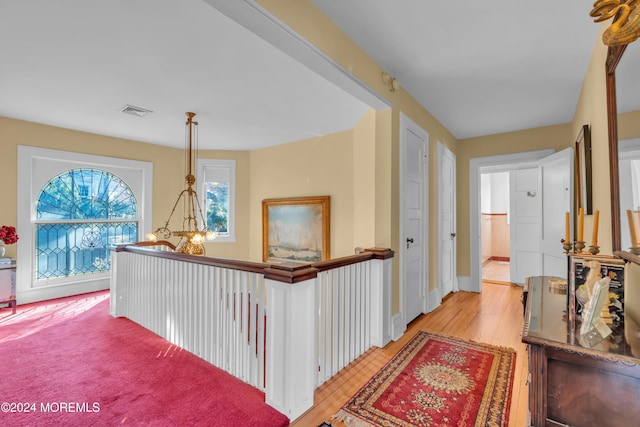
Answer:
262, 195, 330, 262
575, 124, 593, 215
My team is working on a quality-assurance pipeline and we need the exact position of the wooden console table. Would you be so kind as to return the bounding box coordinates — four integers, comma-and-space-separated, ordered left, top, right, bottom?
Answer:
523, 276, 640, 426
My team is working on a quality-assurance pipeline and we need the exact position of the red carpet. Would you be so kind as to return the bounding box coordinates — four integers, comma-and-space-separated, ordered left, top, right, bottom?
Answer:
335, 331, 516, 426
0, 291, 289, 427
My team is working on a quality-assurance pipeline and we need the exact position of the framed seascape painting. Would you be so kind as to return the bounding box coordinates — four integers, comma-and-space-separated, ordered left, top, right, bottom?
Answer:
262, 195, 330, 263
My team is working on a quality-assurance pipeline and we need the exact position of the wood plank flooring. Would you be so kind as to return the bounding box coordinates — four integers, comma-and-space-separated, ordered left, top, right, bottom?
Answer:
482, 259, 512, 283
290, 282, 528, 426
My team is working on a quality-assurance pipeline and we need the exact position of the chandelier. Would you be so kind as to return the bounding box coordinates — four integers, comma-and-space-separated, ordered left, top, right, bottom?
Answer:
147, 112, 216, 255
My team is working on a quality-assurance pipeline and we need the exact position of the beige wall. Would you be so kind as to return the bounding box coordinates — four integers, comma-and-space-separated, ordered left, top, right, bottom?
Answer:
248, 128, 355, 261
0, 117, 251, 261
619, 110, 640, 139
258, 0, 457, 300
571, 23, 610, 256
247, 108, 406, 310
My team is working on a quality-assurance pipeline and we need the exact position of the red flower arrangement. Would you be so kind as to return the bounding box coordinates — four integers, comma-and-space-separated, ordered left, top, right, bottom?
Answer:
0, 225, 19, 245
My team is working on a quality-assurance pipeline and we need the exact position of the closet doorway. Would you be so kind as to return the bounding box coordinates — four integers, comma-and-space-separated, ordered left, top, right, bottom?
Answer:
480, 171, 511, 283
468, 149, 556, 292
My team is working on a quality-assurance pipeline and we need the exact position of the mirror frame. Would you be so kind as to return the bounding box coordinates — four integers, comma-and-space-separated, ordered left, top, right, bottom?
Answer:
576, 124, 593, 214
607, 43, 628, 252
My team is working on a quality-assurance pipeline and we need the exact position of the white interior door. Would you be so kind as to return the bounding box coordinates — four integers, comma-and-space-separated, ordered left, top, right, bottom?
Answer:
509, 168, 542, 284
539, 148, 573, 279
438, 142, 456, 298
401, 114, 428, 324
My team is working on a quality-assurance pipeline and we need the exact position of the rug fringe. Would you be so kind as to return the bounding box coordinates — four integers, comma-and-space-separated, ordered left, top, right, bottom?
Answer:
333, 409, 376, 427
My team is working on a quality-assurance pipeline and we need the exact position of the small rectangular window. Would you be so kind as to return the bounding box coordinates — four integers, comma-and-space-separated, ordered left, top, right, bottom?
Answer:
197, 159, 236, 242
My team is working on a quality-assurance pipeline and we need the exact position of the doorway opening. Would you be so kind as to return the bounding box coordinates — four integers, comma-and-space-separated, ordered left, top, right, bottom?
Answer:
480, 171, 511, 284
469, 149, 555, 293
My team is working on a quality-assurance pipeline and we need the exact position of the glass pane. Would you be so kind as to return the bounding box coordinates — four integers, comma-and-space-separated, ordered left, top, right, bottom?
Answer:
205, 181, 228, 233
36, 168, 137, 220
35, 222, 137, 280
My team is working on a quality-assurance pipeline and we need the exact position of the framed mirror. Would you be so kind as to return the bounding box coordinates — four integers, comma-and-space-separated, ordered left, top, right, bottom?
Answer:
608, 39, 640, 254
606, 43, 627, 253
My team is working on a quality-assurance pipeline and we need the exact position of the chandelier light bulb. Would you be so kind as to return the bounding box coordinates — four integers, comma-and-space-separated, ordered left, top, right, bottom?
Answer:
191, 233, 205, 244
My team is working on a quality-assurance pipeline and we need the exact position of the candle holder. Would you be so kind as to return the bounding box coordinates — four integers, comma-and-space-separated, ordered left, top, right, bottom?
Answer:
630, 247, 640, 256
574, 240, 586, 253
588, 245, 600, 255
561, 239, 572, 254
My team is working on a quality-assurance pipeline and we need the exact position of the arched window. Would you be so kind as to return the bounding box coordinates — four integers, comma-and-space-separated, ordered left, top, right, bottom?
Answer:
35, 168, 138, 279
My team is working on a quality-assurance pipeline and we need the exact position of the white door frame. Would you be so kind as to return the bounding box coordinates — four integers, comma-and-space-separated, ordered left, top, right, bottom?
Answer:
468, 149, 554, 293
437, 141, 457, 303
399, 113, 429, 329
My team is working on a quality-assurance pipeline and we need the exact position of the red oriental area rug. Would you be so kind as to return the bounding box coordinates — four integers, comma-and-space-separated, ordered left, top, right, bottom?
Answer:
334, 331, 516, 427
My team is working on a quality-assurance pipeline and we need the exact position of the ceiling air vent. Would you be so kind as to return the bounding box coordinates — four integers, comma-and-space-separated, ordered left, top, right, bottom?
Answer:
120, 104, 153, 117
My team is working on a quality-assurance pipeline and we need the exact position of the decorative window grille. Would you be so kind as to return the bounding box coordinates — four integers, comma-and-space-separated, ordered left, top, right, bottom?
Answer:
35, 168, 138, 280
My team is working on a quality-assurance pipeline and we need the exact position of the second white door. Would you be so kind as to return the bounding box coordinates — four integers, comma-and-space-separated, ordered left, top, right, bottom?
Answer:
438, 142, 456, 298
401, 114, 428, 324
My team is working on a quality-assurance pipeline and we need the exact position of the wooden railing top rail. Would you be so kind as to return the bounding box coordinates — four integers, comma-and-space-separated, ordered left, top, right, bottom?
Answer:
114, 244, 268, 274
113, 244, 394, 284
312, 248, 395, 272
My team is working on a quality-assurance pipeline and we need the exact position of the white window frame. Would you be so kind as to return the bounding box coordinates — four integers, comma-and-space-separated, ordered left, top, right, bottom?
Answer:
17, 146, 153, 304
196, 159, 236, 243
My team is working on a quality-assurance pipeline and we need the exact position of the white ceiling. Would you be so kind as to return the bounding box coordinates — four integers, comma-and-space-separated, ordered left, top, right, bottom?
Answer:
0, 0, 605, 150
312, 0, 602, 139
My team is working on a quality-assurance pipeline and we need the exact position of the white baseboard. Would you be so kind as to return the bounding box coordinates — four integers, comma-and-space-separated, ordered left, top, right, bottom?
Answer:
429, 287, 442, 312
457, 275, 474, 292
391, 313, 405, 341
17, 279, 109, 305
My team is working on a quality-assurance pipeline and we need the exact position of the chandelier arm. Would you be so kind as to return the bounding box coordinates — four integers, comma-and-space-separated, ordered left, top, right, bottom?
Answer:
162, 189, 189, 229
191, 189, 199, 229
192, 191, 209, 230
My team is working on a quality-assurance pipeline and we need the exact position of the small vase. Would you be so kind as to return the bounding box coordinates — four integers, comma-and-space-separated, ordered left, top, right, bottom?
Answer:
0, 245, 4, 258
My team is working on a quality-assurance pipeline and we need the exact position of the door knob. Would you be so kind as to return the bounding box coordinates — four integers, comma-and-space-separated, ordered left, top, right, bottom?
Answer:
451, 232, 456, 238
406, 237, 414, 249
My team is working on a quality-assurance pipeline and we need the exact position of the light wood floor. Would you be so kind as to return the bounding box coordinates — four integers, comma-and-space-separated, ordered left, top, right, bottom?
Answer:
290, 282, 528, 427
482, 259, 512, 283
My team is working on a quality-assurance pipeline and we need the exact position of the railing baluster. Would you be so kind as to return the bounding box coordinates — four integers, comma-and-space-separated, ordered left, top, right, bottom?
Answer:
311, 255, 390, 389
111, 245, 393, 419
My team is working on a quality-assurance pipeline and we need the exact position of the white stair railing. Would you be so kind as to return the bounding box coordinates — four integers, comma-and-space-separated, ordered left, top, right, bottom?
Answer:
111, 246, 393, 421
316, 261, 372, 386
111, 249, 268, 391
